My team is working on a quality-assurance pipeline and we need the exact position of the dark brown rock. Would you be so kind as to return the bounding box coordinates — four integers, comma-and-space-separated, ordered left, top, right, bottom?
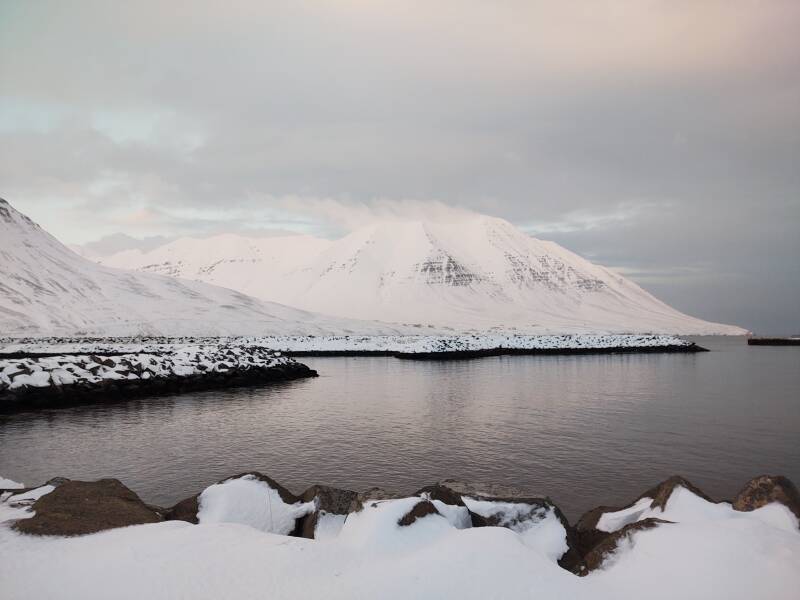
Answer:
575, 475, 711, 533
348, 487, 403, 513
44, 476, 71, 488
414, 483, 466, 507
641, 475, 713, 511
574, 504, 624, 535
579, 518, 672, 575
572, 475, 713, 574
732, 475, 800, 523
397, 499, 440, 526
297, 484, 358, 539
164, 495, 200, 524
13, 479, 162, 536
433, 479, 531, 500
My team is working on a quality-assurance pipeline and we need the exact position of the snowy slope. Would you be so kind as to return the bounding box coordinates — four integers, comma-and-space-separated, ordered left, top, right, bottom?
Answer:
104, 216, 746, 335
0, 199, 406, 337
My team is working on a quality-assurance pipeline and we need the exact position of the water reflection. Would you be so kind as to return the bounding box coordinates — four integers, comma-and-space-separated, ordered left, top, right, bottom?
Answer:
1, 337, 798, 519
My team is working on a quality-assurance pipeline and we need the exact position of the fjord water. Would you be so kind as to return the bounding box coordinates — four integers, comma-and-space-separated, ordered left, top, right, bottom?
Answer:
1, 337, 797, 519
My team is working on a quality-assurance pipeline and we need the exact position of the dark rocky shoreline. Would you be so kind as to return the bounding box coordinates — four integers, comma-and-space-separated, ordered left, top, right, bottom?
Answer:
747, 337, 800, 346
3, 472, 797, 576
0, 361, 317, 412
287, 342, 709, 360
0, 340, 707, 411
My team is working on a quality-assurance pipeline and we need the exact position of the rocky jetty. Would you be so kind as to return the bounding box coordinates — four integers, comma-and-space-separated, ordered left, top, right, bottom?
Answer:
0, 345, 317, 410
3, 472, 797, 577
1, 333, 708, 362
747, 337, 800, 346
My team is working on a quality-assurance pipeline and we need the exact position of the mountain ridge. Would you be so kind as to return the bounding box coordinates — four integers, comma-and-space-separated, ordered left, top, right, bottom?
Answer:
0, 199, 409, 337
99, 214, 746, 335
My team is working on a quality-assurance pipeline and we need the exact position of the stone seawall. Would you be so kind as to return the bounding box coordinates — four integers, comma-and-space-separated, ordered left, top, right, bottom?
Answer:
0, 346, 317, 410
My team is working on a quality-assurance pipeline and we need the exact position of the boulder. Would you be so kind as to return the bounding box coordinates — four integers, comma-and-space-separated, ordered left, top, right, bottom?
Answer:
732, 475, 800, 523
164, 494, 200, 524
397, 499, 440, 527
579, 518, 672, 575
425, 479, 581, 571
576, 475, 711, 532
348, 487, 404, 513
13, 479, 161, 536
640, 475, 713, 511
573, 475, 712, 572
164, 471, 301, 526
297, 484, 358, 539
414, 482, 467, 507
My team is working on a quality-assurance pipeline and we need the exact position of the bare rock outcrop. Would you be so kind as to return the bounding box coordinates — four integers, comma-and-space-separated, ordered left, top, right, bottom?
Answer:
13, 479, 161, 536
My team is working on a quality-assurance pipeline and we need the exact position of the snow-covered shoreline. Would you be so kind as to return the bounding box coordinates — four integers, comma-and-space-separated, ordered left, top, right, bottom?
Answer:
1, 472, 797, 600
0, 345, 316, 409
0, 335, 705, 409
0, 333, 704, 357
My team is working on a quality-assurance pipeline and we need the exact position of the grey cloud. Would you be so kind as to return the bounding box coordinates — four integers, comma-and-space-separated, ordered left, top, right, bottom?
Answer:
1, 0, 798, 334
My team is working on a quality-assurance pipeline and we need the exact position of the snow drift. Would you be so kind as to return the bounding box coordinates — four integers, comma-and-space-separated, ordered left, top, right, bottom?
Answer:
0, 473, 797, 600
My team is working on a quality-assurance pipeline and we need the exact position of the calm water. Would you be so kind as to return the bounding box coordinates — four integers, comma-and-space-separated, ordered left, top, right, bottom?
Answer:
1, 337, 798, 519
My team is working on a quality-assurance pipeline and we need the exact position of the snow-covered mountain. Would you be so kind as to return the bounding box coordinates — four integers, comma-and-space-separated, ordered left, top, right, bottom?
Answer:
0, 199, 405, 337
101, 215, 746, 335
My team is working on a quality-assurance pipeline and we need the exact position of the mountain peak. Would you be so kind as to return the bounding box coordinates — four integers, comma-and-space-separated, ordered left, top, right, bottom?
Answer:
101, 212, 746, 335
0, 201, 401, 336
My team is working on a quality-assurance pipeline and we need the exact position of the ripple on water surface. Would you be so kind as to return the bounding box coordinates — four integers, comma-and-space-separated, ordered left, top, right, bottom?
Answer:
1, 336, 798, 519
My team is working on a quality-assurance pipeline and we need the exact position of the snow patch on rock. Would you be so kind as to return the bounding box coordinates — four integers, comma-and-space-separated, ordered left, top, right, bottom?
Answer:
0, 477, 24, 490
197, 475, 314, 535
597, 486, 799, 534
0, 345, 298, 396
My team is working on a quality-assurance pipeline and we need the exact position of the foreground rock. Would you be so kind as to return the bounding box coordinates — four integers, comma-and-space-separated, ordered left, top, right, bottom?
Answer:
13, 479, 161, 536
397, 499, 440, 526
416, 479, 582, 569
166, 472, 312, 535
298, 484, 358, 539
573, 475, 721, 574
581, 518, 673, 572
348, 487, 405, 512
733, 475, 800, 522
2, 475, 798, 600
5, 471, 798, 580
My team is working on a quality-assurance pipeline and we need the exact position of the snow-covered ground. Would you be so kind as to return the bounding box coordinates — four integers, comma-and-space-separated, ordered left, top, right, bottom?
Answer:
253, 333, 695, 353
0, 345, 299, 395
0, 477, 797, 600
0, 333, 695, 357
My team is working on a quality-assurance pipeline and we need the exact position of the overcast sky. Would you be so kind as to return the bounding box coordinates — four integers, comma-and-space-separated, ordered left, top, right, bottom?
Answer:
1, 1, 798, 334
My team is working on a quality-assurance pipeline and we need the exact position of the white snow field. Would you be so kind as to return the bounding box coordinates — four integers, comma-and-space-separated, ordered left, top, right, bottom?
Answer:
249, 333, 695, 353
1, 479, 798, 600
0, 199, 408, 337
101, 215, 747, 335
0, 333, 694, 357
